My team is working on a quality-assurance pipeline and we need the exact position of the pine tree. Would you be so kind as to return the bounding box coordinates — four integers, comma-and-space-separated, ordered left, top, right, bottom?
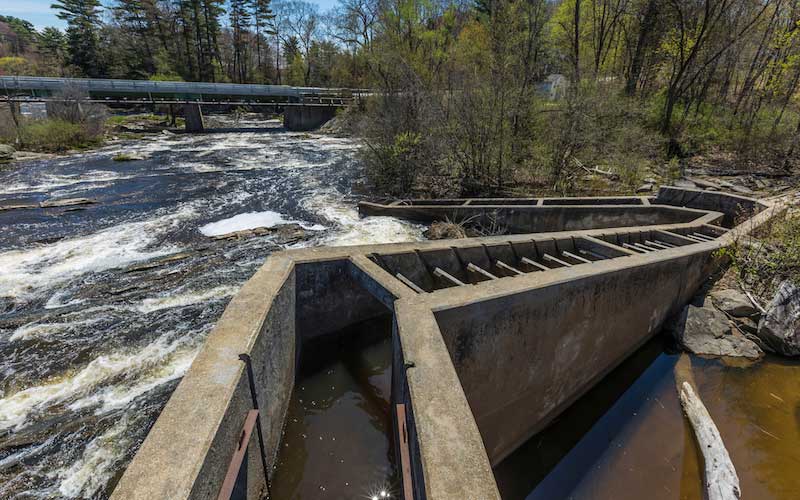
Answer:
250, 0, 277, 82
38, 27, 68, 74
230, 0, 252, 82
51, 0, 104, 77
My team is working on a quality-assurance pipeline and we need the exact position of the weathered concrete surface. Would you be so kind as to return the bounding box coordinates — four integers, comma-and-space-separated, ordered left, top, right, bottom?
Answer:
111, 256, 296, 500
655, 186, 763, 227
284, 105, 336, 131
113, 187, 781, 500
359, 202, 713, 234
758, 280, 800, 356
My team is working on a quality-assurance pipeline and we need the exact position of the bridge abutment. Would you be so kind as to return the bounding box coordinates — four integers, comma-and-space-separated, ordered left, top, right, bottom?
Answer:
183, 103, 205, 133
284, 105, 336, 131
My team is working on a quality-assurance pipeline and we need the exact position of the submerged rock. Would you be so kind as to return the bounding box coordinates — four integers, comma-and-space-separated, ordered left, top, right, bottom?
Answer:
211, 223, 316, 245
40, 197, 95, 208
125, 252, 194, 273
757, 281, 800, 356
710, 288, 758, 317
668, 303, 763, 360
112, 152, 149, 161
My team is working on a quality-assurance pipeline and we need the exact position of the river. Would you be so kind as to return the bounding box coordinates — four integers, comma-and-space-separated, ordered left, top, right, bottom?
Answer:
0, 117, 422, 498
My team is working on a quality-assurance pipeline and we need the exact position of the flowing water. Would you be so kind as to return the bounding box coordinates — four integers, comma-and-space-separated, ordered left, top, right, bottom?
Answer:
0, 117, 422, 499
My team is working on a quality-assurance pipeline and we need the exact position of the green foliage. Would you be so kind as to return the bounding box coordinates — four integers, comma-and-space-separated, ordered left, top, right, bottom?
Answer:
0, 57, 31, 75
13, 119, 102, 153
364, 131, 423, 196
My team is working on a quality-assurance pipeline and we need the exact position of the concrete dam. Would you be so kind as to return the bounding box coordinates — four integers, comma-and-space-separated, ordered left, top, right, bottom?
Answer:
111, 186, 781, 499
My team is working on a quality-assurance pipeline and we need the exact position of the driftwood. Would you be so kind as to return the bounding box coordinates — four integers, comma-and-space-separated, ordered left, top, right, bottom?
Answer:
675, 355, 741, 500
574, 158, 620, 179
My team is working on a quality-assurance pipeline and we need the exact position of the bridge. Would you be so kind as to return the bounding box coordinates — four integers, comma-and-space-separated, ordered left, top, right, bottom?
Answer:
0, 76, 363, 131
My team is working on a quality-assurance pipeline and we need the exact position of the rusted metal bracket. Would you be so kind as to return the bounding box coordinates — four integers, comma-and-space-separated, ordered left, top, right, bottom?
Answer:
238, 353, 272, 499
218, 409, 259, 500
396, 404, 414, 500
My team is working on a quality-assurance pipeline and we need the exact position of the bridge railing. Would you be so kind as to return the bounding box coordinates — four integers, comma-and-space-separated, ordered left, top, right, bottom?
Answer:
0, 76, 369, 105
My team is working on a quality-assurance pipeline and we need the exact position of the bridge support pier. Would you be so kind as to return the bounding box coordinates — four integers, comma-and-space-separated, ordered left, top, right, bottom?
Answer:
284, 106, 336, 131
183, 103, 205, 133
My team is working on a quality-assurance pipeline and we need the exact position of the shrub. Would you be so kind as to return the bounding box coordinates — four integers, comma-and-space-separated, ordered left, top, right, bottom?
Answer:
17, 119, 101, 152
725, 210, 800, 301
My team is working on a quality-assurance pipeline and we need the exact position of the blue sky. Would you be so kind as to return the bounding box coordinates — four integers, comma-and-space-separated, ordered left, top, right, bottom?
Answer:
0, 0, 338, 31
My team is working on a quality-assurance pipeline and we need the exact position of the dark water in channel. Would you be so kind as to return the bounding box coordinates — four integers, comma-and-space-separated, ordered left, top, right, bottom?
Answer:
271, 316, 398, 499
0, 118, 421, 498
496, 336, 800, 500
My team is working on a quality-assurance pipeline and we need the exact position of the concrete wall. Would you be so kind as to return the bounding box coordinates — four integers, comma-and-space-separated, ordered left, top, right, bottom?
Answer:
655, 186, 765, 227
111, 257, 297, 500
432, 250, 714, 464
283, 105, 336, 131
295, 259, 387, 341
358, 203, 709, 234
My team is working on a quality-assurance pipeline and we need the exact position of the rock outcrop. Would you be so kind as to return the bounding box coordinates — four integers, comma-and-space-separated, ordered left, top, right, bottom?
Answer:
710, 288, 758, 317
0, 144, 15, 162
668, 303, 763, 360
757, 280, 800, 356
40, 198, 96, 208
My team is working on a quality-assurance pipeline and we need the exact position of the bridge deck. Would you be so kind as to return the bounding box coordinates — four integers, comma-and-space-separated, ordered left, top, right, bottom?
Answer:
0, 76, 363, 106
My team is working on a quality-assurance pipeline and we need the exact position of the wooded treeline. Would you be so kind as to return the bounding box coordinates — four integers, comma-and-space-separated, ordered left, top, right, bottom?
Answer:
3, 0, 800, 195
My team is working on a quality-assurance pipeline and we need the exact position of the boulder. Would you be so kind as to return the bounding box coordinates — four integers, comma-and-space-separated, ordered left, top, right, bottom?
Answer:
710, 288, 758, 317
0, 144, 15, 161
757, 280, 800, 356
636, 183, 654, 193
673, 178, 697, 189
210, 223, 315, 245
686, 177, 720, 190
731, 185, 754, 195
112, 152, 149, 161
668, 304, 763, 360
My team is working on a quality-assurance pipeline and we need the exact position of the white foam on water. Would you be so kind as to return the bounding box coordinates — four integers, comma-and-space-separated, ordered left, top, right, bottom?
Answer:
0, 336, 190, 432
135, 285, 239, 314
0, 205, 196, 300
198, 210, 325, 237
304, 196, 424, 247
0, 170, 137, 195
54, 417, 130, 498
68, 345, 198, 414
9, 316, 107, 342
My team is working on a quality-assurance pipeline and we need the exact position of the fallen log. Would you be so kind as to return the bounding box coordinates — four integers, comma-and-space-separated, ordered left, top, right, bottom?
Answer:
675, 355, 741, 500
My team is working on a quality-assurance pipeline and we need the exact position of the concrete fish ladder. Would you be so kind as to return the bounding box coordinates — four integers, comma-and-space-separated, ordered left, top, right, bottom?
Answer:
112, 187, 784, 500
